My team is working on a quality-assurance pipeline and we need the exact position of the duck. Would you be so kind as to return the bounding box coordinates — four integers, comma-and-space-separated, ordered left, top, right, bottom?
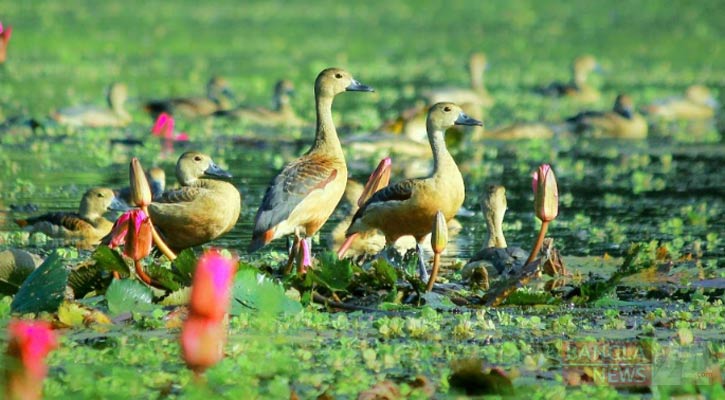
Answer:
214, 79, 306, 127
52, 83, 132, 128
461, 185, 527, 286
536, 55, 601, 103
15, 187, 122, 248
0, 22, 11, 64
479, 122, 555, 140
642, 85, 719, 121
424, 52, 494, 109
249, 68, 373, 266
144, 76, 237, 119
566, 94, 648, 139
148, 151, 241, 252
115, 166, 166, 207
342, 102, 481, 279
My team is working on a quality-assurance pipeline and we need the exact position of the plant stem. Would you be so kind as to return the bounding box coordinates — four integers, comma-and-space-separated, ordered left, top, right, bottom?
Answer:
525, 220, 549, 265
426, 253, 441, 292
141, 205, 177, 261
134, 259, 153, 285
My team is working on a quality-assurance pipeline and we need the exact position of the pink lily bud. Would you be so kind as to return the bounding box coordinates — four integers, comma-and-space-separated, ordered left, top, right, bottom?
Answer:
358, 157, 392, 207
4, 320, 57, 400
130, 158, 152, 207
180, 315, 226, 375
124, 210, 153, 261
532, 164, 559, 222
296, 239, 312, 274
189, 249, 237, 321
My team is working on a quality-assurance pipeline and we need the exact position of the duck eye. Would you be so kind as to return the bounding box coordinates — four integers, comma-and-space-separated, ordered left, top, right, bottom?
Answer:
194, 156, 202, 161
97, 193, 103, 198
444, 106, 452, 112
334, 73, 343, 79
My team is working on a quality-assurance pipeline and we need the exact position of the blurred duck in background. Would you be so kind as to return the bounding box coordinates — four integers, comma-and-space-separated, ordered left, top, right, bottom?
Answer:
214, 79, 306, 127
144, 76, 237, 119
566, 94, 648, 139
52, 83, 132, 128
15, 187, 123, 248
536, 55, 602, 103
642, 85, 719, 121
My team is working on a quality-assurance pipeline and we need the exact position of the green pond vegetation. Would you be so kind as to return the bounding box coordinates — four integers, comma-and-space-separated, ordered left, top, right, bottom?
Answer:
0, 0, 724, 398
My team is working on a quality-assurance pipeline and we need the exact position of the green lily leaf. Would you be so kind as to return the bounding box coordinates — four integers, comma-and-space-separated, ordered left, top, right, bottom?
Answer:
308, 251, 353, 292
11, 251, 69, 314
231, 268, 302, 318
171, 249, 197, 286
92, 246, 130, 277
105, 279, 154, 316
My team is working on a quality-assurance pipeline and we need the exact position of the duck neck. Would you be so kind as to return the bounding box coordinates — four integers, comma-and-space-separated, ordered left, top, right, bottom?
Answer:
428, 126, 456, 176
470, 65, 485, 93
312, 94, 341, 154
573, 68, 589, 87
484, 206, 507, 248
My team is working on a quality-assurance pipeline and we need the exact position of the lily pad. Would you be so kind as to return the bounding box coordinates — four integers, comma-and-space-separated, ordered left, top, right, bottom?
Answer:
171, 249, 197, 285
105, 279, 154, 316
308, 252, 353, 292
92, 246, 130, 277
231, 268, 302, 317
11, 251, 69, 314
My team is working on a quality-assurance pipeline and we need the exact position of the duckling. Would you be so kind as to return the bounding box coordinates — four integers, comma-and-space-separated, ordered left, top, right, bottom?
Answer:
461, 185, 527, 284
115, 167, 166, 207
52, 83, 132, 128
0, 22, 11, 64
214, 79, 306, 127
144, 76, 237, 119
15, 187, 122, 248
537, 55, 601, 103
148, 151, 241, 251
642, 85, 719, 121
424, 52, 494, 109
249, 68, 373, 265
343, 102, 482, 279
566, 94, 648, 139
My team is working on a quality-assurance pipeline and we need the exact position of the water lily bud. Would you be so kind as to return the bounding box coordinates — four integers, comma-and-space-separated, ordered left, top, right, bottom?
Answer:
532, 164, 559, 222
180, 315, 226, 375
431, 211, 448, 254
123, 210, 153, 261
4, 320, 57, 400
296, 239, 312, 274
189, 249, 237, 321
107, 212, 131, 248
358, 157, 392, 207
129, 158, 152, 207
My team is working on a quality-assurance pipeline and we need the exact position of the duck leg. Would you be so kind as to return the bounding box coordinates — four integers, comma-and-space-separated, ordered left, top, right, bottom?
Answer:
416, 244, 430, 282
283, 228, 302, 274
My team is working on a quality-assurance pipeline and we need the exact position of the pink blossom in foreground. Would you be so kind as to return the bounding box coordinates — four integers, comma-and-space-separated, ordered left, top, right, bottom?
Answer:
4, 320, 58, 400
188, 249, 237, 320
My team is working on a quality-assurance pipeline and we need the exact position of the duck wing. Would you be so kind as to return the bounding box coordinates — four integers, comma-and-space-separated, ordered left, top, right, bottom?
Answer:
17, 212, 94, 232
348, 179, 416, 227
250, 154, 340, 251
154, 186, 202, 204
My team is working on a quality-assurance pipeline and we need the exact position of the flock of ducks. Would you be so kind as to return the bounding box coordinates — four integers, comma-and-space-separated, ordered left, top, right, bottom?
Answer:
4, 45, 720, 279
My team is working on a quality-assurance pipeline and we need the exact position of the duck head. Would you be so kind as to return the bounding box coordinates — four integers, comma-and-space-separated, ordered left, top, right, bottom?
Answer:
208, 76, 237, 105
613, 94, 635, 119
176, 151, 232, 185
427, 102, 483, 131
572, 55, 601, 84
80, 187, 125, 216
470, 52, 489, 74
314, 68, 374, 98
274, 79, 296, 107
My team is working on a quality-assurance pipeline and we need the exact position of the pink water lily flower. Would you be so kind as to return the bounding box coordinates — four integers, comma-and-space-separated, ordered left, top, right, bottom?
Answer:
4, 320, 58, 400
108, 209, 153, 261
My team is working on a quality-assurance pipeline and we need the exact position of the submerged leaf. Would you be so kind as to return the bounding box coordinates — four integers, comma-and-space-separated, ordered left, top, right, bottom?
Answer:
231, 269, 302, 317
11, 251, 69, 314
105, 279, 154, 316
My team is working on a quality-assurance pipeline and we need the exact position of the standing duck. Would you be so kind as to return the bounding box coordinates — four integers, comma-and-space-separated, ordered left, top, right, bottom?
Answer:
537, 55, 601, 103
462, 185, 527, 285
249, 68, 373, 263
566, 94, 648, 139
149, 151, 241, 251
144, 76, 237, 119
424, 52, 494, 109
15, 187, 122, 248
343, 102, 482, 279
214, 79, 306, 127
52, 83, 132, 128
642, 85, 719, 121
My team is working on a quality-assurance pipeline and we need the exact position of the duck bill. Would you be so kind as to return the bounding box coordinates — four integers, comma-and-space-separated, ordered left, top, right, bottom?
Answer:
454, 112, 483, 126
204, 162, 233, 179
346, 78, 374, 92
109, 196, 130, 212
221, 87, 237, 103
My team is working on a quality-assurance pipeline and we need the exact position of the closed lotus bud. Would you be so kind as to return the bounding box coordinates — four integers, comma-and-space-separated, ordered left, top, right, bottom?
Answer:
124, 210, 153, 261
532, 164, 559, 222
130, 158, 152, 207
431, 210, 448, 254
180, 315, 226, 375
296, 239, 312, 273
4, 319, 57, 400
358, 157, 392, 207
189, 249, 237, 321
